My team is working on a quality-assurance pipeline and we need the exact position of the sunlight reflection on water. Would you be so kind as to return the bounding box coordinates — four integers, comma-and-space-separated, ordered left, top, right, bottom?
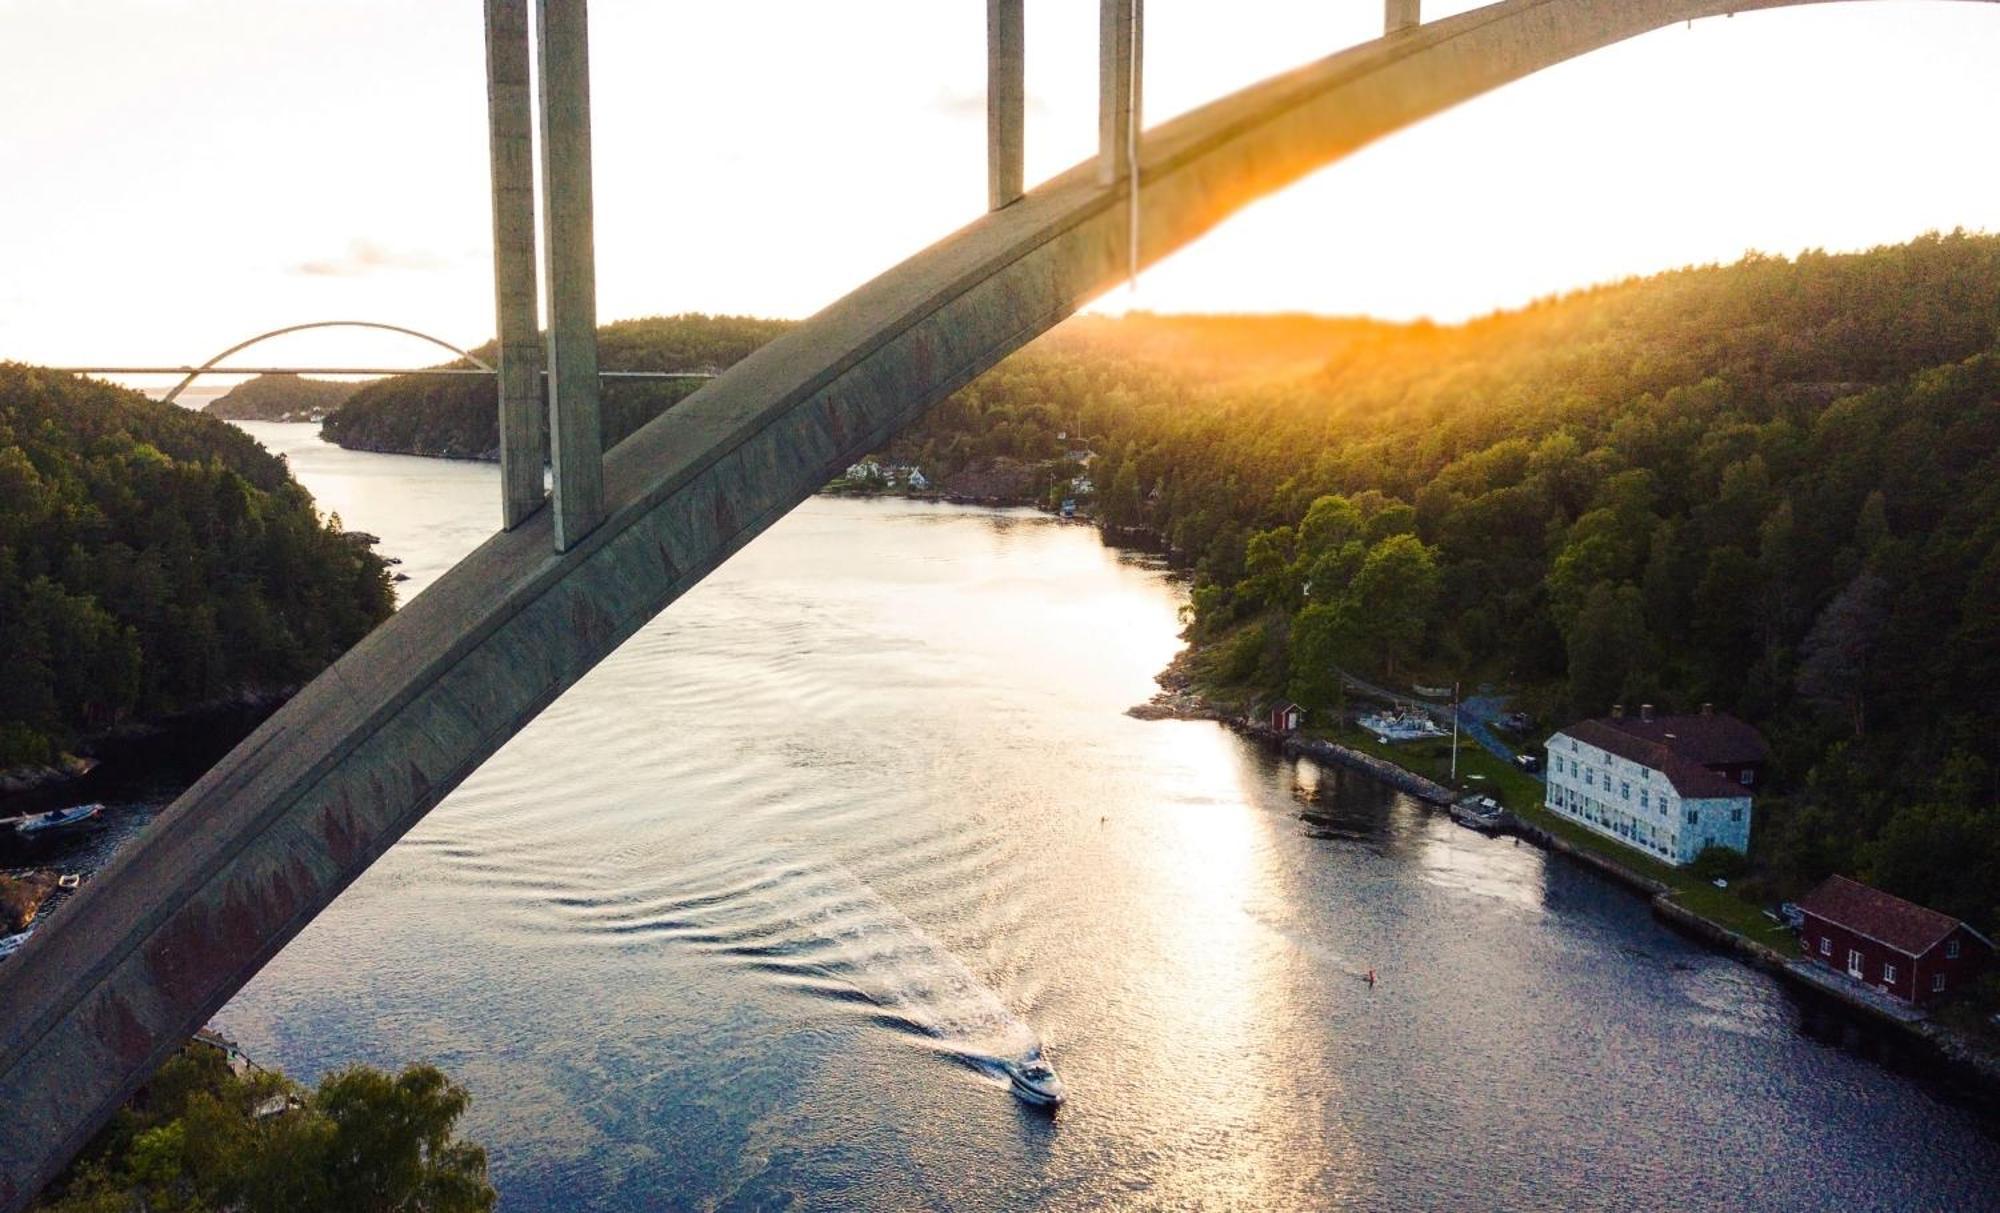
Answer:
194, 426, 2000, 1211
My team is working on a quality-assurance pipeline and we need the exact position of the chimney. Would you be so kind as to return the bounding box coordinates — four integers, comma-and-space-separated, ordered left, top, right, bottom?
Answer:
1611, 704, 1624, 719
1640, 704, 1654, 722
1700, 702, 1715, 717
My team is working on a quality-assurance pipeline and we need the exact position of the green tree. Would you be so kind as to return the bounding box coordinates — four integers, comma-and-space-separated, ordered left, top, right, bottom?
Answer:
1567, 582, 1647, 716
36, 1052, 494, 1213
313, 1065, 494, 1213
1288, 603, 1354, 714
1348, 533, 1440, 676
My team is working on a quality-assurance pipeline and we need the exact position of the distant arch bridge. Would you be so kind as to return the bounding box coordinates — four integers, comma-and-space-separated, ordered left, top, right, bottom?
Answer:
56, 319, 705, 408
5, 0, 1995, 1204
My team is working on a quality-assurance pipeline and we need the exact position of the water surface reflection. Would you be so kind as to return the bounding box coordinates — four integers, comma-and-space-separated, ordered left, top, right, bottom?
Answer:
192, 426, 1999, 1210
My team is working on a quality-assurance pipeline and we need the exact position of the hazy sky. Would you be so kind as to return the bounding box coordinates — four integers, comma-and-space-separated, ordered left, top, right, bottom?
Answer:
4, 1, 1998, 385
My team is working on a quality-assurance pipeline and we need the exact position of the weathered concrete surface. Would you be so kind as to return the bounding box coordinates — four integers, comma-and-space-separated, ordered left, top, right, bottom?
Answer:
536, 0, 606, 549
486, 0, 548, 530
988, 0, 1025, 210
2, 0, 1992, 1203
1097, 0, 1141, 187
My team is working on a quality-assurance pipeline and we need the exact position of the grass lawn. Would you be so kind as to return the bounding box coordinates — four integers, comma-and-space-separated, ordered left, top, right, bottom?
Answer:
1314, 723, 1792, 946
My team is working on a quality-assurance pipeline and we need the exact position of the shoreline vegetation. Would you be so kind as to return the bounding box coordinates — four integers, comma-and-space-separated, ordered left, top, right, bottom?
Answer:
276, 240, 2000, 1024
202, 373, 361, 423
0, 365, 394, 808
15, 233, 2000, 1115
29, 1037, 495, 1212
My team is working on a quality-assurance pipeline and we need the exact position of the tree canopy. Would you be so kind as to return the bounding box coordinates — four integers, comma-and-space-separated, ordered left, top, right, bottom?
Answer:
0, 365, 393, 766
34, 1046, 495, 1213
887, 231, 2000, 927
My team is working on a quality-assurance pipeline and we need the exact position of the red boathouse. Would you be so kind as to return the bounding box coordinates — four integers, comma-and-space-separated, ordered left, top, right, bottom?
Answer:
1795, 875, 1993, 1008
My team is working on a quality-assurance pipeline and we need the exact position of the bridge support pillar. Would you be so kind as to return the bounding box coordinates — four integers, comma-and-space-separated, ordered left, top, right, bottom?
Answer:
987, 0, 1024, 210
485, 0, 547, 531
536, 0, 606, 552
1097, 0, 1141, 188
1386, 0, 1421, 33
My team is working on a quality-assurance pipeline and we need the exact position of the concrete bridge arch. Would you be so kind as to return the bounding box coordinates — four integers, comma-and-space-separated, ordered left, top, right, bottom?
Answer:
4, 0, 1993, 1202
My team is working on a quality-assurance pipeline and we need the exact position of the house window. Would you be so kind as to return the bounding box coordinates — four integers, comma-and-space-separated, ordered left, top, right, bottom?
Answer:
1947, 940, 1960, 960
1640, 790, 1650, 810
1739, 770, 1753, 785
1933, 974, 1947, 993
1585, 771, 1594, 787
1730, 807, 1742, 823
1883, 962, 1898, 984
1686, 809, 1699, 825
1820, 937, 1831, 956
1847, 949, 1864, 979
1621, 782, 1631, 800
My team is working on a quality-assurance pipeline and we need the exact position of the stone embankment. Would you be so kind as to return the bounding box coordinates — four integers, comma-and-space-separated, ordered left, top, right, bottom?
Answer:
1280, 736, 1455, 805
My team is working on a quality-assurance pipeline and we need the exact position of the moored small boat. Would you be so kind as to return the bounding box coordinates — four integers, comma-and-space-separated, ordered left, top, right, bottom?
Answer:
14, 803, 103, 837
1449, 796, 1505, 832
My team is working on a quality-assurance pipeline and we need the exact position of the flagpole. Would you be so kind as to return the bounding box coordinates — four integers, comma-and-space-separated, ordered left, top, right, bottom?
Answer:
1450, 681, 1460, 783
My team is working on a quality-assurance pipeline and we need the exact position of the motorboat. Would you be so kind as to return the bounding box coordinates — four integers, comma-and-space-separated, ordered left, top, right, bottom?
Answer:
1004, 1051, 1067, 1108
1449, 796, 1505, 832
14, 803, 103, 837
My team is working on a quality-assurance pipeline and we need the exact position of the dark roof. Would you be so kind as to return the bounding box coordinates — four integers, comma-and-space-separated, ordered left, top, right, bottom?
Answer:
1560, 719, 1748, 800
1795, 875, 1979, 957
1599, 713, 1769, 767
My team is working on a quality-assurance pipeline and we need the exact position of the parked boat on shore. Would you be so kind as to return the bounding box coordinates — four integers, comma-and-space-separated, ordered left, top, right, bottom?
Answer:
1357, 709, 1446, 743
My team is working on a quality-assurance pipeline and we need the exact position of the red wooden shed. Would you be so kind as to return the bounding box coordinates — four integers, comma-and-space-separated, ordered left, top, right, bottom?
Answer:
1795, 875, 1993, 1008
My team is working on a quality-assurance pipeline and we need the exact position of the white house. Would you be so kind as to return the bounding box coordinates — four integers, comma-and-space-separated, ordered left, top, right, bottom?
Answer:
1542, 705, 1766, 866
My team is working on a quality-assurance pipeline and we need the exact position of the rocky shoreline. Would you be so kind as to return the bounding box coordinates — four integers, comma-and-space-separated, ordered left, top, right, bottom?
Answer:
0, 689, 293, 816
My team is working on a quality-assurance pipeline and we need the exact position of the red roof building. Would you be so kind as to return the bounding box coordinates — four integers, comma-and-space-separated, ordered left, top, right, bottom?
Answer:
1795, 875, 1994, 1008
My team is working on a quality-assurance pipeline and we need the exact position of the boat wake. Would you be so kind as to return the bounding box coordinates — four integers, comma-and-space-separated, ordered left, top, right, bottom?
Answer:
556, 846, 1054, 1090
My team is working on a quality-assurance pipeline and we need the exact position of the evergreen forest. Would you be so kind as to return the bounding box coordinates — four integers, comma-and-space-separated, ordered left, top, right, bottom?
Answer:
0, 365, 393, 767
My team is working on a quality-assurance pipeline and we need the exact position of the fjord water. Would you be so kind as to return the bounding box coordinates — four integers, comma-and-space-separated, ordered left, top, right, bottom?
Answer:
215, 423, 1996, 1209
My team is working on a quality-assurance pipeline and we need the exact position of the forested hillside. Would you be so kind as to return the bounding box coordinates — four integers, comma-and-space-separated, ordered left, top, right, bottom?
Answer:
300, 233, 2000, 925
321, 314, 792, 459
206, 373, 360, 422
887, 232, 2000, 927
0, 365, 393, 768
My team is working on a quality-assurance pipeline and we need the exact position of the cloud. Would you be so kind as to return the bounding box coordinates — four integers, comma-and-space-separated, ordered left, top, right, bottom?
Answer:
291, 238, 448, 277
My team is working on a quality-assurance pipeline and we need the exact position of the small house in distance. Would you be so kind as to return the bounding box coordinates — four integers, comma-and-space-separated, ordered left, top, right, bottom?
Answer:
1542, 704, 1767, 865
1268, 702, 1303, 734
1795, 875, 1993, 1008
